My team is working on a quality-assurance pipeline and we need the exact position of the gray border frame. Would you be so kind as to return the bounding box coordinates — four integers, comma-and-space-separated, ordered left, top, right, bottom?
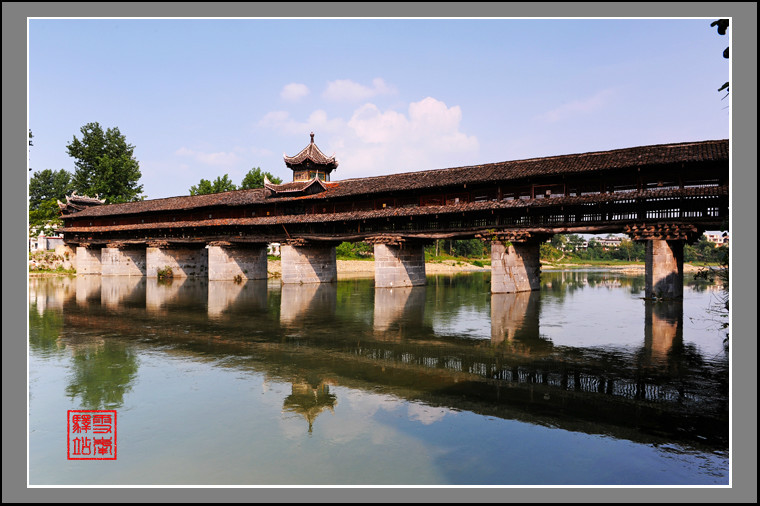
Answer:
5, 2, 756, 503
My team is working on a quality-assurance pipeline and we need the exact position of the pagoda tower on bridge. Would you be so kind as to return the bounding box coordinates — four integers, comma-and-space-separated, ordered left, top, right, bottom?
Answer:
283, 132, 338, 182
264, 132, 338, 197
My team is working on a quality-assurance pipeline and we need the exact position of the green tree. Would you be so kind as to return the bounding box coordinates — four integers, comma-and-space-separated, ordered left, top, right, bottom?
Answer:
29, 168, 72, 210
66, 122, 144, 203
189, 174, 237, 195
29, 199, 63, 237
550, 234, 568, 251
28, 168, 72, 237
240, 167, 282, 189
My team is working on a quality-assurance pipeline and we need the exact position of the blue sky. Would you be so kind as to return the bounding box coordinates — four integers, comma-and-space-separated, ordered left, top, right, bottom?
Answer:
28, 18, 730, 200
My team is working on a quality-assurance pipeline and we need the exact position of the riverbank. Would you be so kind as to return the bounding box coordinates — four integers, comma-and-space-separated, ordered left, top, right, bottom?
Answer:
266, 259, 491, 279
28, 257, 713, 278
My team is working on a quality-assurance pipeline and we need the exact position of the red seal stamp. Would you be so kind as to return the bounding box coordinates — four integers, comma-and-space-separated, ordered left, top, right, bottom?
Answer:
67, 410, 117, 460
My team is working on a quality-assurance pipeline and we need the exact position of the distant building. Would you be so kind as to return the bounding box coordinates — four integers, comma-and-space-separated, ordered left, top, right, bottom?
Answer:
594, 236, 624, 249
704, 232, 729, 246
29, 232, 64, 252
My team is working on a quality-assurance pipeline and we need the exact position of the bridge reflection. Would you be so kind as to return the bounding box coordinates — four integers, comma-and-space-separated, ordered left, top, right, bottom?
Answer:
373, 286, 426, 337
31, 273, 728, 447
280, 283, 337, 327
643, 300, 684, 366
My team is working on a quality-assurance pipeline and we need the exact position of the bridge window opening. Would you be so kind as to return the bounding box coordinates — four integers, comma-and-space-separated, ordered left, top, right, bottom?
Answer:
396, 197, 419, 208
582, 213, 603, 222
646, 209, 680, 219
502, 186, 531, 201
569, 182, 602, 196
683, 178, 720, 188
334, 201, 353, 213
534, 184, 565, 199
375, 199, 395, 210
609, 183, 638, 193
446, 193, 469, 205
472, 189, 498, 202
707, 207, 719, 217
354, 200, 374, 211
645, 180, 679, 191
420, 195, 443, 207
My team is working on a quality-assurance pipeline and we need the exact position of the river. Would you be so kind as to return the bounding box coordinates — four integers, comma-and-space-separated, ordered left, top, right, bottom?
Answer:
28, 270, 729, 485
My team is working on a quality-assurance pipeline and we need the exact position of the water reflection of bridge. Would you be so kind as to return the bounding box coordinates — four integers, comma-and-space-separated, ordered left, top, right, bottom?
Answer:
32, 274, 728, 447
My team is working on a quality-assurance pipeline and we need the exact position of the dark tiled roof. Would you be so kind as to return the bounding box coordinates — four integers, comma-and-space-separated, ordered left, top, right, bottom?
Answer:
57, 191, 107, 215
311, 139, 728, 199
284, 133, 338, 169
66, 188, 268, 218
59, 185, 727, 233
264, 177, 331, 194
64, 139, 728, 219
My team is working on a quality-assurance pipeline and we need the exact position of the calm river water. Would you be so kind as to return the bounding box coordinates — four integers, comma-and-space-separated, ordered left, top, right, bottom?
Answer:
28, 270, 729, 485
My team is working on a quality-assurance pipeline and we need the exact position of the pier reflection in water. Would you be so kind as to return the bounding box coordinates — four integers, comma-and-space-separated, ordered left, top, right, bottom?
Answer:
28, 271, 729, 485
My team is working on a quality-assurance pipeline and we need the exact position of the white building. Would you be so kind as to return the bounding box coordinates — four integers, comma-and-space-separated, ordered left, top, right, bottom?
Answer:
704, 232, 729, 246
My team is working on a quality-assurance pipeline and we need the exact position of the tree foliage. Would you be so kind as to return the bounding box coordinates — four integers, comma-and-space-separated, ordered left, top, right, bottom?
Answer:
29, 199, 63, 237
189, 168, 283, 195
240, 167, 282, 189
28, 168, 73, 237
189, 174, 238, 195
29, 168, 72, 210
336, 241, 373, 259
66, 122, 144, 204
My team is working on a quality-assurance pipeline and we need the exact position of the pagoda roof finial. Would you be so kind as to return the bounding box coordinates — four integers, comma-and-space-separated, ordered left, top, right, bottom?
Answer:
284, 132, 338, 171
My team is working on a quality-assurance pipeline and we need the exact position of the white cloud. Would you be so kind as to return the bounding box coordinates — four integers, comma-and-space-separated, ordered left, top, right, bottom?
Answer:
280, 83, 310, 102
536, 89, 617, 123
258, 96, 478, 178
339, 96, 479, 175
407, 403, 455, 425
323, 78, 396, 102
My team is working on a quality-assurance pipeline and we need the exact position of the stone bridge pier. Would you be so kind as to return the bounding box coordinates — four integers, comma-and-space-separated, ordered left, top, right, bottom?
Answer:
625, 223, 701, 300
75, 244, 102, 275
371, 237, 428, 288
487, 232, 548, 294
207, 241, 268, 281
281, 241, 338, 284
101, 243, 147, 276
146, 242, 208, 278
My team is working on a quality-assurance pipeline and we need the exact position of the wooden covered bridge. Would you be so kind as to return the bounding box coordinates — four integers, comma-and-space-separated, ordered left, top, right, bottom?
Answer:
57, 135, 729, 299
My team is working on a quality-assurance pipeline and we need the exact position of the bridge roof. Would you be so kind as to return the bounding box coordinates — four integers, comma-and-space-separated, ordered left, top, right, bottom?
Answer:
284, 132, 338, 170
59, 185, 727, 234
63, 139, 727, 219
316, 138, 728, 199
